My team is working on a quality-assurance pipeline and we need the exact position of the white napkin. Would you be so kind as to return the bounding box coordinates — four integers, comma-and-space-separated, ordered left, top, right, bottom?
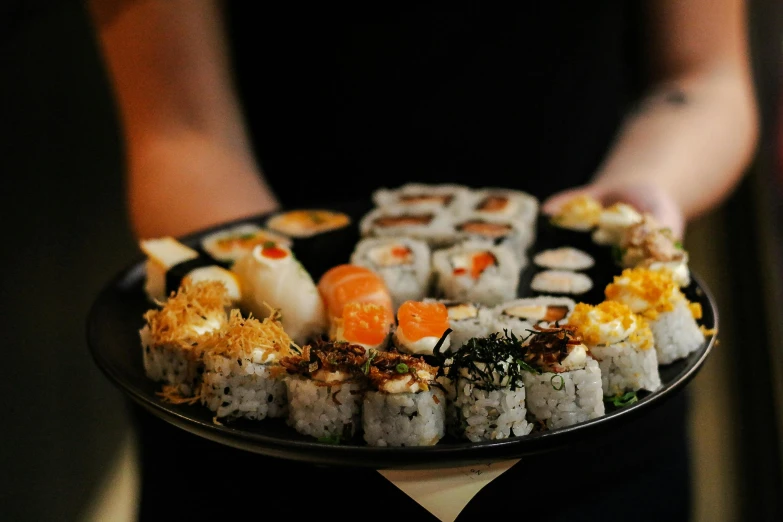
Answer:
377, 459, 519, 522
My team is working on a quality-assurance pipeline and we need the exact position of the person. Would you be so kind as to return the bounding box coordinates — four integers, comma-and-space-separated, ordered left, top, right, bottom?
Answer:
87, 1, 757, 520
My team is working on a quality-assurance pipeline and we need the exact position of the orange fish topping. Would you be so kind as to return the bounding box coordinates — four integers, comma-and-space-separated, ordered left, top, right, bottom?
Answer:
471, 251, 497, 279
342, 303, 391, 345
318, 264, 394, 320
397, 301, 450, 342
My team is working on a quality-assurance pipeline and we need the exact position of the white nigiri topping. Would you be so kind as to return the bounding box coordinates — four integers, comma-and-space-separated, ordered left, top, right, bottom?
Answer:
367, 243, 414, 266
533, 247, 594, 271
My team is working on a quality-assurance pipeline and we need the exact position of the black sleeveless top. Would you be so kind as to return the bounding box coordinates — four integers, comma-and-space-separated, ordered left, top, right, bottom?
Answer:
134, 5, 692, 521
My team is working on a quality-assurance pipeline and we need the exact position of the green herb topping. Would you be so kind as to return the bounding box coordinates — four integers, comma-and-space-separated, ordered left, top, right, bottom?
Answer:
550, 374, 565, 391
317, 434, 342, 445
607, 391, 638, 407
362, 349, 378, 375
396, 363, 409, 374
262, 240, 277, 249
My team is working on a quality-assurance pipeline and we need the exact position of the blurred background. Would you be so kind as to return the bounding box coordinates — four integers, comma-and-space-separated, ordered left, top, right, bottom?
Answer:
1, 1, 782, 520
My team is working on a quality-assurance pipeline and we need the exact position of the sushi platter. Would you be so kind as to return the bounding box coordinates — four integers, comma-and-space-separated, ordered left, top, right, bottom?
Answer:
87, 186, 717, 468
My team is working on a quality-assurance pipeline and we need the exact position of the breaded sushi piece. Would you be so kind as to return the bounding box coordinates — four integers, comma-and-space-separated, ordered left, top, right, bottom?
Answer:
332, 302, 392, 352
359, 206, 455, 247
605, 268, 705, 364
521, 325, 605, 429
140, 280, 230, 396
372, 182, 471, 214
393, 300, 452, 355
591, 203, 643, 246
491, 296, 576, 338
566, 301, 661, 395
362, 351, 445, 447
201, 223, 292, 265
458, 187, 539, 228
199, 309, 294, 421
232, 242, 327, 345
444, 331, 534, 441
140, 237, 241, 303
424, 299, 496, 352
265, 209, 351, 239
432, 240, 522, 306
350, 236, 432, 310
618, 215, 691, 287
280, 340, 368, 441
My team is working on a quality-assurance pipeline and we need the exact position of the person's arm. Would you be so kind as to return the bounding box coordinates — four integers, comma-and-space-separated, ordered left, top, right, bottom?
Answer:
542, 0, 758, 238
88, 0, 278, 239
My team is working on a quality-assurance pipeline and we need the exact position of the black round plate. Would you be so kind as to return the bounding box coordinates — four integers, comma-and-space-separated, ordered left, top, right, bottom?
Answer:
86, 205, 718, 469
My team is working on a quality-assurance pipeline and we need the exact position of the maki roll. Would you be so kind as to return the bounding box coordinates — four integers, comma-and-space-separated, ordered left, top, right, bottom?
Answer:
350, 236, 432, 310
617, 215, 691, 287
605, 268, 705, 364
200, 223, 292, 265
425, 299, 495, 352
591, 203, 643, 246
199, 309, 293, 421
359, 206, 455, 247
533, 247, 595, 271
521, 325, 605, 429
231, 242, 327, 345
392, 300, 452, 355
280, 340, 367, 441
140, 237, 241, 303
362, 351, 445, 447
529, 270, 594, 297
566, 301, 661, 396
372, 182, 470, 214
432, 240, 522, 306
452, 215, 534, 261
444, 331, 534, 441
491, 296, 576, 338
140, 280, 230, 396
458, 188, 539, 229
332, 302, 392, 352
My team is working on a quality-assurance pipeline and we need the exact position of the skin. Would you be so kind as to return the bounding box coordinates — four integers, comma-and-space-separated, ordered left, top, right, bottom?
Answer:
88, 0, 758, 240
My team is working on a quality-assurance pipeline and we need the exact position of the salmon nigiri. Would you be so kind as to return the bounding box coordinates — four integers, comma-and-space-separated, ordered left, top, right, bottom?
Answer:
317, 264, 394, 323
333, 302, 391, 351
394, 301, 451, 355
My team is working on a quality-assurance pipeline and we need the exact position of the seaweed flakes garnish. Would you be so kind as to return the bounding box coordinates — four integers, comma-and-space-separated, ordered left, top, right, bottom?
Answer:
444, 330, 535, 392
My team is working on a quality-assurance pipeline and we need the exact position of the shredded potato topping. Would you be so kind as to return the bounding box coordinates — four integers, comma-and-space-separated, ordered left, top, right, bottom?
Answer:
605, 267, 681, 320
199, 309, 296, 359
143, 280, 230, 350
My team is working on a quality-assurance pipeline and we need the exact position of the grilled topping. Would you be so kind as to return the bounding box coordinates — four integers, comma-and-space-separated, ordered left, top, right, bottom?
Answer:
365, 351, 437, 393
522, 324, 588, 373
279, 339, 366, 380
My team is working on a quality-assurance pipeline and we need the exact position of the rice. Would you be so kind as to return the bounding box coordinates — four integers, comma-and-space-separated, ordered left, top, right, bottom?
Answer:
453, 378, 532, 441
591, 340, 661, 395
362, 389, 446, 447
285, 376, 364, 439
649, 299, 705, 364
141, 325, 202, 396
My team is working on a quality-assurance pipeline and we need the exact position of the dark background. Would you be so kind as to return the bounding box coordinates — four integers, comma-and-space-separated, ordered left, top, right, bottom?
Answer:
1, 1, 782, 520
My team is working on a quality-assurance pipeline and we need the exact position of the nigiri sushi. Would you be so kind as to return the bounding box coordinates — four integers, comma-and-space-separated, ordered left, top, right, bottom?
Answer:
332, 302, 392, 351
317, 264, 394, 332
393, 300, 451, 355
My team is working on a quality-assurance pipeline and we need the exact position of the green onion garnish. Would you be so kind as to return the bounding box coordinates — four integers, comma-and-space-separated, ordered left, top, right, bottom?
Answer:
607, 391, 638, 407
550, 374, 565, 391
317, 434, 341, 445
362, 349, 377, 375
396, 363, 409, 374
674, 240, 683, 250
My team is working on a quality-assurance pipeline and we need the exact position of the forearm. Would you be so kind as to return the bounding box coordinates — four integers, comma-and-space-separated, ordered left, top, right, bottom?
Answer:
593, 67, 758, 220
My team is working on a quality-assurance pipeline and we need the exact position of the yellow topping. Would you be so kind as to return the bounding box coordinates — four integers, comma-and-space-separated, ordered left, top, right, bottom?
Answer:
628, 321, 654, 351
143, 280, 230, 350
689, 302, 703, 320
552, 195, 603, 230
567, 301, 636, 346
199, 308, 296, 360
700, 325, 717, 337
605, 267, 680, 320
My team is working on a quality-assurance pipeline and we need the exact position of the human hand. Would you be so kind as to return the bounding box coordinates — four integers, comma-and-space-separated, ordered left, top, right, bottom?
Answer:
541, 181, 685, 239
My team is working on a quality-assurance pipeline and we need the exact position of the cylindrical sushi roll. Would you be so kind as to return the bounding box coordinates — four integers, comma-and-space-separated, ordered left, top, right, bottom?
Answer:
444, 331, 534, 441
618, 215, 691, 287
424, 299, 496, 352
371, 182, 471, 214
279, 340, 368, 441
591, 203, 643, 246
231, 242, 327, 345
362, 351, 445, 447
358, 206, 455, 247
432, 240, 522, 306
533, 247, 595, 271
350, 236, 432, 310
521, 324, 605, 429
451, 215, 534, 261
200, 223, 292, 266
491, 296, 576, 338
392, 300, 452, 355
317, 264, 394, 333
199, 310, 294, 421
605, 268, 705, 364
139, 280, 230, 396
332, 302, 392, 352
458, 188, 539, 228
566, 301, 661, 396
529, 270, 594, 298
140, 237, 241, 303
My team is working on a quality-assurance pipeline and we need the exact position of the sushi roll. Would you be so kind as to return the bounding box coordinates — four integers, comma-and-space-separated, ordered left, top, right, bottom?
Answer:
199, 309, 293, 421
140, 237, 241, 303
139, 280, 230, 396
332, 302, 392, 352
491, 296, 576, 338
362, 351, 445, 447
452, 215, 534, 260
266, 209, 351, 239
444, 331, 534, 441
392, 300, 452, 355
432, 240, 522, 306
533, 247, 595, 271
521, 324, 605, 429
605, 268, 705, 364
280, 340, 368, 441
317, 264, 395, 338
359, 206, 455, 247
458, 187, 539, 229
424, 299, 496, 352
566, 301, 661, 396
529, 270, 593, 297
350, 236, 432, 310
372, 182, 470, 214
591, 203, 643, 246
200, 223, 292, 265
617, 215, 691, 287
232, 242, 327, 345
